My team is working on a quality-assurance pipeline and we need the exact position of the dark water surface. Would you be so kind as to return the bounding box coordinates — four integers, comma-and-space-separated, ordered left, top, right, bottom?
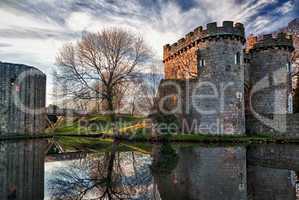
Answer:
1, 139, 299, 200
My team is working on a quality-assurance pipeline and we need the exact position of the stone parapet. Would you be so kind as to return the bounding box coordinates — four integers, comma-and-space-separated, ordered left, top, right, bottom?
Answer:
250, 33, 294, 52
163, 21, 245, 61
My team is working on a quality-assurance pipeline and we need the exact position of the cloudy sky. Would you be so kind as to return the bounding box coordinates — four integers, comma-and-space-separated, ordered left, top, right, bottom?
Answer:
0, 0, 298, 102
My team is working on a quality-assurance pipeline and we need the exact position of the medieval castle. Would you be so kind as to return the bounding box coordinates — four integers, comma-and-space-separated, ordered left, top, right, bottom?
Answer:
157, 21, 299, 136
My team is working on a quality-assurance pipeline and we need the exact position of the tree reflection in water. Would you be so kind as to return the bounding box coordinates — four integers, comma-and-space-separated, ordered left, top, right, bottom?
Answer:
48, 142, 153, 200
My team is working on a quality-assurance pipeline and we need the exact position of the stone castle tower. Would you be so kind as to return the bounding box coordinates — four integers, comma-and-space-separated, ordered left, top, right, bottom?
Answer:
245, 33, 294, 134
246, 33, 294, 115
157, 21, 296, 136
159, 21, 246, 135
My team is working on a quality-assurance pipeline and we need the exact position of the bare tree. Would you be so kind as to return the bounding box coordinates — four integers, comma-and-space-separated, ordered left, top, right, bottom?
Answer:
114, 65, 162, 116
55, 28, 150, 120
127, 86, 139, 115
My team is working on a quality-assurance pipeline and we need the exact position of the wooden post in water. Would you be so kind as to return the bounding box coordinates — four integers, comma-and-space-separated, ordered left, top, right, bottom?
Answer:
0, 62, 46, 136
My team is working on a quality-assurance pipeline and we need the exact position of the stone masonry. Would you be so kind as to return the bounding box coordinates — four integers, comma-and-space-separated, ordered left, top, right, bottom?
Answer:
0, 62, 47, 135
157, 20, 297, 136
159, 21, 246, 135
163, 21, 245, 80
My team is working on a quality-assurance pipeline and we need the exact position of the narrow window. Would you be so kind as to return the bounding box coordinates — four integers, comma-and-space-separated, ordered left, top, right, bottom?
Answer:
10, 76, 16, 86
10, 78, 15, 86
199, 59, 205, 68
287, 62, 292, 73
288, 93, 293, 113
236, 92, 242, 99
172, 96, 177, 106
235, 52, 241, 64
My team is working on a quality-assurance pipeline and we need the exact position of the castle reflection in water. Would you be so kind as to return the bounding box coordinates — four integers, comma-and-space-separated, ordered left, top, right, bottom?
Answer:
152, 144, 299, 200
1, 140, 299, 200
0, 140, 47, 200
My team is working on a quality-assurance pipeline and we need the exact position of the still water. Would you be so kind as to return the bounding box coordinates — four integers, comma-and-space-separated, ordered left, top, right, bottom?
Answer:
1, 139, 299, 200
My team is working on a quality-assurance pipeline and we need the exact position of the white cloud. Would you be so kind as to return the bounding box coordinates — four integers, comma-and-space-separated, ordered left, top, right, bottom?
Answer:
66, 12, 92, 31
0, 0, 295, 62
0, 8, 59, 30
0, 0, 297, 104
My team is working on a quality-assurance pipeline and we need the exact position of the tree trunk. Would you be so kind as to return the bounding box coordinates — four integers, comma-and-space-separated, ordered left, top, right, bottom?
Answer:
131, 102, 135, 116
107, 95, 115, 121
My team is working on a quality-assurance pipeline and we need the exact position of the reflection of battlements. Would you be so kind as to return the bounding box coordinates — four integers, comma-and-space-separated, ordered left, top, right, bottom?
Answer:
250, 33, 294, 52
163, 21, 245, 61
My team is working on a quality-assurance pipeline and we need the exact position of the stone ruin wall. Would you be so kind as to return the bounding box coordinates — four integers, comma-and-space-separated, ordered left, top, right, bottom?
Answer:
0, 62, 47, 135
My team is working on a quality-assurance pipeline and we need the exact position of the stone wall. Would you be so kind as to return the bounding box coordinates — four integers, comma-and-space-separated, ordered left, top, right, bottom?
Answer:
158, 20, 299, 136
157, 79, 189, 115
245, 34, 258, 53
246, 113, 299, 137
159, 21, 246, 135
195, 38, 245, 134
244, 33, 296, 136
248, 34, 293, 115
163, 21, 245, 80
164, 46, 199, 79
0, 62, 46, 135
292, 34, 299, 112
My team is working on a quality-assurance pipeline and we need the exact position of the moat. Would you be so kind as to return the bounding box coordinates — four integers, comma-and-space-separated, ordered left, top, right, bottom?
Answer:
1, 138, 299, 200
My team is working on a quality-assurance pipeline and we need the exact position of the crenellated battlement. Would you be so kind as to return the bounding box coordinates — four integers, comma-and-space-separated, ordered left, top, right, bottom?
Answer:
159, 18, 297, 136
250, 32, 294, 52
163, 21, 245, 60
204, 21, 244, 38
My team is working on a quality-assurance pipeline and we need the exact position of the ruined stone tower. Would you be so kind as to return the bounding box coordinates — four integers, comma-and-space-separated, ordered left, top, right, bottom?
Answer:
0, 62, 46, 135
